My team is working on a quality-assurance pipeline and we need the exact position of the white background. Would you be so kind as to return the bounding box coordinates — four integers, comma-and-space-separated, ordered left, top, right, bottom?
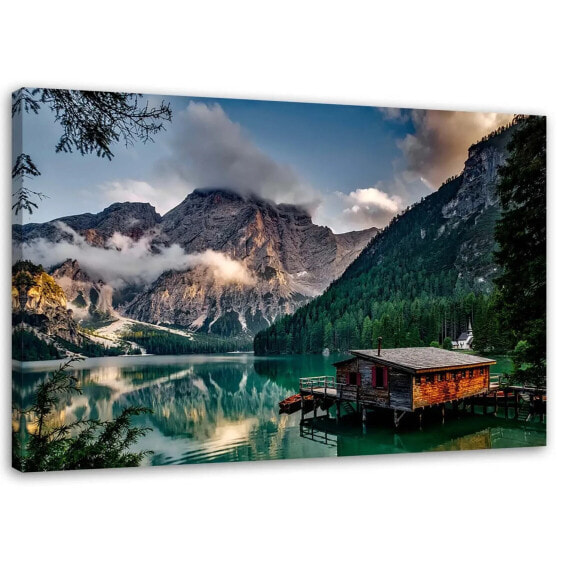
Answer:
1, 1, 559, 559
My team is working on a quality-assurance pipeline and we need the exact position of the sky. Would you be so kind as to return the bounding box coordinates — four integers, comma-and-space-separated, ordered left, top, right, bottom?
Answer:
16, 92, 514, 233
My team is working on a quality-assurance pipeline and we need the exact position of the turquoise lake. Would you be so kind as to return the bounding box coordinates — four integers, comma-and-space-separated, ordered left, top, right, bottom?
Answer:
13, 353, 546, 467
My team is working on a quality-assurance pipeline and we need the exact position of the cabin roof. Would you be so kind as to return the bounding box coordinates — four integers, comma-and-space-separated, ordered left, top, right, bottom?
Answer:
456, 332, 470, 341
332, 357, 356, 367
349, 347, 496, 373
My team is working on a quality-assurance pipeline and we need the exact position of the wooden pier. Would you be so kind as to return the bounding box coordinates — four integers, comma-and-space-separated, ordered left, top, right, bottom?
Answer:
279, 366, 547, 426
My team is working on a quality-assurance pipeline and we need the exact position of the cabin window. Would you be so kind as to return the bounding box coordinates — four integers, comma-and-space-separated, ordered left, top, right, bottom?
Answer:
414, 377, 421, 386
468, 369, 473, 378
347, 371, 359, 386
426, 374, 434, 383
372, 366, 387, 389
438, 373, 445, 382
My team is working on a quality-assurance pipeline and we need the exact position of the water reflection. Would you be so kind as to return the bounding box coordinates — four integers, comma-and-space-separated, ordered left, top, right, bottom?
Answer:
13, 354, 545, 467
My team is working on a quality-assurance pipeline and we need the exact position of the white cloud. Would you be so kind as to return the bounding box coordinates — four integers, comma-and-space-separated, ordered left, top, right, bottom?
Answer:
23, 224, 255, 288
314, 185, 404, 232
344, 187, 402, 214
379, 107, 410, 123
99, 179, 186, 216
155, 101, 320, 208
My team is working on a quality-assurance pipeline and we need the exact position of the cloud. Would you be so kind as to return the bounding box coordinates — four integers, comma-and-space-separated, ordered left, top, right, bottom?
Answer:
379, 107, 410, 123
315, 186, 404, 232
398, 110, 514, 188
339, 187, 403, 229
155, 101, 320, 208
99, 179, 185, 215
23, 224, 255, 288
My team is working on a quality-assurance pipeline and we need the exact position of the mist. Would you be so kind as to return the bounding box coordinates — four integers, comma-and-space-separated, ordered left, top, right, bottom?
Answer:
23, 223, 255, 288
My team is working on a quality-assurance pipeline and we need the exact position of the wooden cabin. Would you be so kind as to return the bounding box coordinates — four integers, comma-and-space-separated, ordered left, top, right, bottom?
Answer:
333, 346, 496, 414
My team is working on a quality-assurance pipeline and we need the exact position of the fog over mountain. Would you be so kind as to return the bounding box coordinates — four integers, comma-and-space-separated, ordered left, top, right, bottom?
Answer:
15, 188, 378, 336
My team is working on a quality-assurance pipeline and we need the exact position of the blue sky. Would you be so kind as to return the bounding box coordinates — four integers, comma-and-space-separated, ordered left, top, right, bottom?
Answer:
17, 92, 512, 232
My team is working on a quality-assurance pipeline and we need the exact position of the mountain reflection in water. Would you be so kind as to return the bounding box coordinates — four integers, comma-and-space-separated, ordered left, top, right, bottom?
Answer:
13, 354, 545, 466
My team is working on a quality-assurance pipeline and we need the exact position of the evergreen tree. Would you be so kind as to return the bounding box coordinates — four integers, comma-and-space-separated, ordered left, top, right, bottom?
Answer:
494, 116, 546, 386
12, 88, 171, 214
14, 359, 152, 471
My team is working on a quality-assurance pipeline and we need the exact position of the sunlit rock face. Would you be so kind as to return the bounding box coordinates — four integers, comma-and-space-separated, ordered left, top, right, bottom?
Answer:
12, 265, 82, 345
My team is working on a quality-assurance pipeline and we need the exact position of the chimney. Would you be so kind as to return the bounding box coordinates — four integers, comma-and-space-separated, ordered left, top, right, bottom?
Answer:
377, 337, 382, 356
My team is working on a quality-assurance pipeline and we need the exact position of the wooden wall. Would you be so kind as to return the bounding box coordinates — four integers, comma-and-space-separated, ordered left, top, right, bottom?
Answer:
389, 371, 412, 410
412, 366, 489, 409
334, 360, 489, 411
335, 359, 411, 409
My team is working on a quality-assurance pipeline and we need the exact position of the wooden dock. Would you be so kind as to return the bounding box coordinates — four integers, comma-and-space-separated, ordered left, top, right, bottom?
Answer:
279, 374, 546, 427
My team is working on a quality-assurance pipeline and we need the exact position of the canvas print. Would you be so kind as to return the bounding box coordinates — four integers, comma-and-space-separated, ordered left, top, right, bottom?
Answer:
11, 89, 546, 472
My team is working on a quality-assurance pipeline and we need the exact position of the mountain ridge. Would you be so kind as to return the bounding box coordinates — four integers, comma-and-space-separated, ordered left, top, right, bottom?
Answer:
15, 188, 378, 337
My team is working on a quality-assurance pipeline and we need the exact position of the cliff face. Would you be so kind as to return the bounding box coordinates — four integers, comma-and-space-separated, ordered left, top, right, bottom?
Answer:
438, 132, 513, 289
126, 189, 378, 334
51, 259, 114, 319
12, 263, 82, 345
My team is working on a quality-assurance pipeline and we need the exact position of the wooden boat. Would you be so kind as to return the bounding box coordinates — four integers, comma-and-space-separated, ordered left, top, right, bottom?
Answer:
279, 393, 314, 413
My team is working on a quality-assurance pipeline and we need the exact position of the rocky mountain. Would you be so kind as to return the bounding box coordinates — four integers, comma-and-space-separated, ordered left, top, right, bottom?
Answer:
14, 202, 161, 246
16, 189, 378, 337
126, 189, 377, 335
52, 259, 114, 320
255, 121, 521, 354
12, 261, 83, 346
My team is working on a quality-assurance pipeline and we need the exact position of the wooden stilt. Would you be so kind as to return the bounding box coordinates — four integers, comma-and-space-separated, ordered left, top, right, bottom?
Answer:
494, 391, 498, 415
313, 398, 317, 419
336, 401, 341, 421
441, 404, 446, 424
504, 390, 509, 419
418, 410, 423, 430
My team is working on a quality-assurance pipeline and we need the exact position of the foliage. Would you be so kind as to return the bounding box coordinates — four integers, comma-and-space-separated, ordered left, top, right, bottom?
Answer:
493, 116, 546, 387
254, 121, 541, 358
56, 336, 127, 358
12, 328, 61, 361
13, 359, 152, 472
123, 326, 253, 354
443, 337, 453, 350
12, 88, 172, 214
255, 171, 510, 355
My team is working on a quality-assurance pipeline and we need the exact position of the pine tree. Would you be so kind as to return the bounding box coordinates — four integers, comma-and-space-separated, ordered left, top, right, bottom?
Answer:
494, 116, 546, 386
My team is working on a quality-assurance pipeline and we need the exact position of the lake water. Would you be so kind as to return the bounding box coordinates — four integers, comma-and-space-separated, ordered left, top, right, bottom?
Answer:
13, 353, 545, 467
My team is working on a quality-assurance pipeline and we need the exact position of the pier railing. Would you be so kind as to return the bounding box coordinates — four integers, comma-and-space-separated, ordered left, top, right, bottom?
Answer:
300, 376, 336, 393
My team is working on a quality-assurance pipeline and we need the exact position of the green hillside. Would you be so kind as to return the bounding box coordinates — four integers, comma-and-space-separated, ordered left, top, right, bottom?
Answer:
254, 124, 521, 355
